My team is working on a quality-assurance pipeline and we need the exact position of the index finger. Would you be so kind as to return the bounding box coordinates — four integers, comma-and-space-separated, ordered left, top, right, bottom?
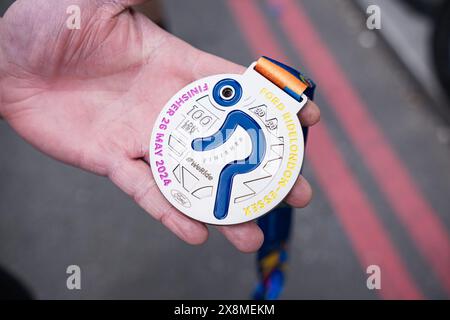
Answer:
299, 100, 320, 126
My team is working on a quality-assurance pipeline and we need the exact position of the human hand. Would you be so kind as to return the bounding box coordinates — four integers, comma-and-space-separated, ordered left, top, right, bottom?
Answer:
0, 0, 320, 252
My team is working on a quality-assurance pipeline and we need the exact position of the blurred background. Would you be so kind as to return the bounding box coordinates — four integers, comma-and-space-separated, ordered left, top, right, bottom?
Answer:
0, 0, 449, 299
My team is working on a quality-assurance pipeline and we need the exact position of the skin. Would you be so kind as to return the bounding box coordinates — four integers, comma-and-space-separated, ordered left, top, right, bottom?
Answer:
0, 0, 320, 253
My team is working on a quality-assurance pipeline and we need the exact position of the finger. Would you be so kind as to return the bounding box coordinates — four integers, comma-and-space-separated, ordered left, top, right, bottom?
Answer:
284, 175, 313, 208
216, 222, 264, 253
121, 0, 150, 6
97, 0, 151, 17
102, 0, 150, 8
299, 100, 320, 127
108, 157, 209, 245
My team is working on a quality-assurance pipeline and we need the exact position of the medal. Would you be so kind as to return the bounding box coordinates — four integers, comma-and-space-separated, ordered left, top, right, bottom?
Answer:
150, 56, 315, 225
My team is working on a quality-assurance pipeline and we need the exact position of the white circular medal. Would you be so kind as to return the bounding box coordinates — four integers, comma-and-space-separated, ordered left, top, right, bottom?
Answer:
149, 63, 308, 225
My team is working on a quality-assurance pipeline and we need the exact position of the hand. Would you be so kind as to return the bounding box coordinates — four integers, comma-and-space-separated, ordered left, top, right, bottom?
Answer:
0, 0, 320, 252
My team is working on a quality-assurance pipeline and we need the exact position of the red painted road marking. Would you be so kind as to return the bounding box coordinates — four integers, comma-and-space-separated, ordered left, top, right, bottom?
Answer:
227, 0, 423, 299
276, 0, 450, 296
309, 123, 422, 299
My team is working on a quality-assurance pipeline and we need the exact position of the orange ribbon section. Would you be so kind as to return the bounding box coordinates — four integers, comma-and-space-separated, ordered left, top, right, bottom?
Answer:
254, 56, 308, 97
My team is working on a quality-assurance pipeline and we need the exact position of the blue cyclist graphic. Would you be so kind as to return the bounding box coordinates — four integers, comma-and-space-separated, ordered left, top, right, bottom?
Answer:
192, 110, 266, 220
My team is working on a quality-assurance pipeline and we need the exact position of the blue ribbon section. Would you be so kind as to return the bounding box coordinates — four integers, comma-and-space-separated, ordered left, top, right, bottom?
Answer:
253, 57, 315, 300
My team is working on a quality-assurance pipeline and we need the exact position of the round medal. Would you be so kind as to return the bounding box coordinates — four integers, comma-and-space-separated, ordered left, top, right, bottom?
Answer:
149, 57, 314, 225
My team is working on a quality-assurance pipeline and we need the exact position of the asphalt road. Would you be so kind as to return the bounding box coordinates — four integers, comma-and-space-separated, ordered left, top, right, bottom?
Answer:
0, 0, 449, 299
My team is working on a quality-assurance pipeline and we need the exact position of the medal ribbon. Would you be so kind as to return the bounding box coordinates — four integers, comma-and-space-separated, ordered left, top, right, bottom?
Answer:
253, 56, 315, 300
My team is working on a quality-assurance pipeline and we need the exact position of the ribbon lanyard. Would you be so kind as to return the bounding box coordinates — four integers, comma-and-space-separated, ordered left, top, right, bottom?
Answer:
254, 56, 316, 101
253, 56, 315, 300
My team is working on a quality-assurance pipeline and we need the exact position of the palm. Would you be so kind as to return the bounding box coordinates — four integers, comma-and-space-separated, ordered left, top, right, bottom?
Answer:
2, 0, 200, 170
0, 0, 320, 252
